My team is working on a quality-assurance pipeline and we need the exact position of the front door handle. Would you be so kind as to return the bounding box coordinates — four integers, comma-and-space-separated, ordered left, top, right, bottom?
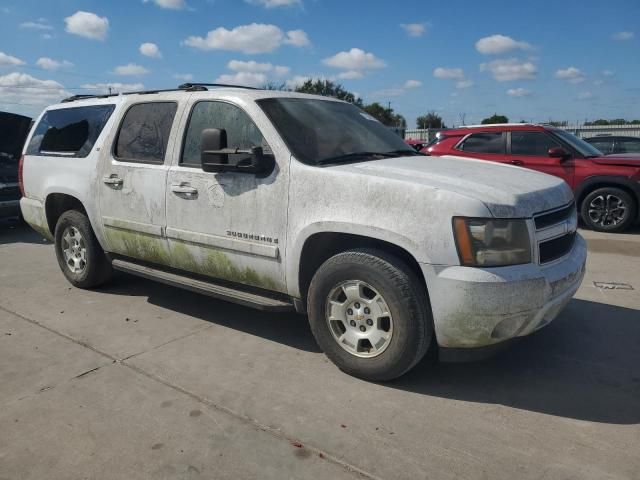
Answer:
171, 183, 198, 196
510, 159, 524, 166
103, 175, 123, 186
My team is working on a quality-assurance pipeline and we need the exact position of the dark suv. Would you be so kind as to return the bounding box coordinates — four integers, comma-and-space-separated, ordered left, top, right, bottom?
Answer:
425, 124, 640, 232
584, 135, 640, 155
0, 111, 32, 220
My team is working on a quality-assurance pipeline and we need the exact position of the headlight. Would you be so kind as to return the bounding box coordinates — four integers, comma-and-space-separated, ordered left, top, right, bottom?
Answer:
453, 217, 531, 267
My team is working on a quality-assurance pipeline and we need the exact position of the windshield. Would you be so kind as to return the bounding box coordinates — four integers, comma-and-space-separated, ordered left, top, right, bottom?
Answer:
257, 98, 415, 165
551, 129, 603, 157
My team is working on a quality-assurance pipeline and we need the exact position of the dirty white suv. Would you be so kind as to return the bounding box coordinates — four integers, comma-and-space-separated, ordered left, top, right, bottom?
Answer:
19, 84, 587, 380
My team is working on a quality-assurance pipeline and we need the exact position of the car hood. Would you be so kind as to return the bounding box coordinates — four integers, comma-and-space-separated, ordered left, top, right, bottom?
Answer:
594, 154, 640, 167
332, 154, 574, 218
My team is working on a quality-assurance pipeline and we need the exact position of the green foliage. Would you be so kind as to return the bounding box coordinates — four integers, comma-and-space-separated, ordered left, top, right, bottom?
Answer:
363, 102, 407, 128
416, 111, 445, 129
295, 79, 364, 107
481, 113, 509, 125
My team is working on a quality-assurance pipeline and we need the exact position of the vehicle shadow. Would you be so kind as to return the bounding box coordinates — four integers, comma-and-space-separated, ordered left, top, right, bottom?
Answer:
0, 219, 51, 246
389, 299, 640, 425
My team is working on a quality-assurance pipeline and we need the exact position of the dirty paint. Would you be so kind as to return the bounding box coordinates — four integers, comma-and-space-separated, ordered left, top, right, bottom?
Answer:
104, 228, 172, 266
20, 201, 53, 241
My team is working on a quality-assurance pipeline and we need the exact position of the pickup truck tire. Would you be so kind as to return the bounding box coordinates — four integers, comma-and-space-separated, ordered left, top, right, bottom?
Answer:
307, 249, 432, 381
54, 210, 113, 289
580, 187, 637, 233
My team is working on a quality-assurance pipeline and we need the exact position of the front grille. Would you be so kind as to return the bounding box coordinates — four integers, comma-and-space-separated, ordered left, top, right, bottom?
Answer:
539, 232, 576, 263
534, 202, 576, 229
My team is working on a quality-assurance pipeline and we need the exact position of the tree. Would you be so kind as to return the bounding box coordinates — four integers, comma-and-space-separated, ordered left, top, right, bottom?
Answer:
295, 79, 363, 107
547, 120, 568, 127
481, 113, 509, 124
363, 102, 406, 128
416, 111, 445, 129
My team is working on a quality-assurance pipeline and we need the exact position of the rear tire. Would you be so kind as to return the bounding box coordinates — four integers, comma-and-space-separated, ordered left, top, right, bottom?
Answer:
307, 248, 433, 381
580, 187, 636, 233
54, 210, 113, 288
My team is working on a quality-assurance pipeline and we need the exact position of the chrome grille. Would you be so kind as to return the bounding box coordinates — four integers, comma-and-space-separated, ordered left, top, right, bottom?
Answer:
533, 202, 577, 264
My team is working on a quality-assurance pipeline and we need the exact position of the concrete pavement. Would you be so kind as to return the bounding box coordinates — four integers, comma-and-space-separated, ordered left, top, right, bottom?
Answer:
1, 221, 639, 480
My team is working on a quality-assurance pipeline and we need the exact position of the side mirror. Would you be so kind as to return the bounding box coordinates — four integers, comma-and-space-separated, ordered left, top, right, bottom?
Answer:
201, 128, 228, 168
548, 147, 571, 161
201, 128, 274, 175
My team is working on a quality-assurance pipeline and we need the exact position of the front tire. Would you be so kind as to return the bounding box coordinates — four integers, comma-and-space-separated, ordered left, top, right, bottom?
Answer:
54, 210, 113, 288
307, 249, 433, 381
580, 187, 636, 233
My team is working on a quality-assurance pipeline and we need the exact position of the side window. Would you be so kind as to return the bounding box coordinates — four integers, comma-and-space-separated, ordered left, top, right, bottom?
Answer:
511, 131, 560, 156
587, 139, 612, 154
616, 139, 640, 154
181, 101, 268, 167
115, 102, 177, 164
457, 132, 505, 154
26, 105, 115, 158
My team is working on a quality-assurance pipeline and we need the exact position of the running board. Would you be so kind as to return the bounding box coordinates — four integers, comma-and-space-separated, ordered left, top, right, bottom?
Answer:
112, 259, 294, 312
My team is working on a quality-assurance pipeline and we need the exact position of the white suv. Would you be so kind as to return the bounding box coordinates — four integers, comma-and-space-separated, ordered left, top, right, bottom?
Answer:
19, 84, 586, 380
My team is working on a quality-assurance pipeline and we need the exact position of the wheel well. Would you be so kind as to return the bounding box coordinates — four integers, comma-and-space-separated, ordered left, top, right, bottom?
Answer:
298, 232, 427, 306
45, 194, 86, 235
577, 182, 639, 214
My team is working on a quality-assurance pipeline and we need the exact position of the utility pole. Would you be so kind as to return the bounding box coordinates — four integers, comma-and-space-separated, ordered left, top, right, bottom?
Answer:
108, 86, 113, 95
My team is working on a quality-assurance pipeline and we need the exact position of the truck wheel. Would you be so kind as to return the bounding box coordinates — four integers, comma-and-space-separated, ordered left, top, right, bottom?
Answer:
307, 249, 433, 381
54, 210, 113, 289
580, 187, 637, 233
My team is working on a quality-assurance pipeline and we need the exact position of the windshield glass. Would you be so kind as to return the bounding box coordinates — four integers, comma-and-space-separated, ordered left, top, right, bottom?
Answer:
257, 98, 414, 165
551, 129, 602, 157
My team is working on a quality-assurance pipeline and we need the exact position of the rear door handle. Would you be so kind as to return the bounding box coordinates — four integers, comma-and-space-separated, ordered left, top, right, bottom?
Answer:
510, 160, 524, 166
103, 175, 123, 186
171, 183, 198, 196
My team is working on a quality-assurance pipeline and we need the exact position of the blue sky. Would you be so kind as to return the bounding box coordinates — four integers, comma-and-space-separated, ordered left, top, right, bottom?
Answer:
0, 0, 638, 127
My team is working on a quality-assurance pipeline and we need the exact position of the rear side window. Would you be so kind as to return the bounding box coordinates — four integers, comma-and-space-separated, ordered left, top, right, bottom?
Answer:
26, 105, 115, 158
457, 132, 505, 154
115, 102, 177, 164
511, 131, 560, 156
586, 138, 612, 154
616, 138, 640, 153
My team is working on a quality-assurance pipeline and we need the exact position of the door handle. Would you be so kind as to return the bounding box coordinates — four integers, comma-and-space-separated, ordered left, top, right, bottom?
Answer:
510, 160, 524, 166
103, 175, 123, 186
171, 183, 198, 196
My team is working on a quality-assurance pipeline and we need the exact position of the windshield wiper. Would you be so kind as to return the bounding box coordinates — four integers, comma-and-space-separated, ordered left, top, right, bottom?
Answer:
317, 150, 418, 165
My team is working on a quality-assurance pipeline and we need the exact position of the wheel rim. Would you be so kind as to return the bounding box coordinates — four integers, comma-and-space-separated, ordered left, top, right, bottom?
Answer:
325, 280, 393, 358
588, 194, 627, 227
61, 226, 87, 274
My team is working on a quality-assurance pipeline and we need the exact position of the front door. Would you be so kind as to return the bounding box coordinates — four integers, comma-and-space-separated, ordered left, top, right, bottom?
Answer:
99, 100, 182, 264
165, 99, 289, 293
508, 130, 575, 186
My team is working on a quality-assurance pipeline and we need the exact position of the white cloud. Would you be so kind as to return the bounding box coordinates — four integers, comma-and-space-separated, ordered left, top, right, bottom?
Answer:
19, 20, 53, 30
337, 70, 364, 80
612, 31, 634, 41
140, 42, 162, 58
433, 67, 464, 80
480, 58, 537, 81
0, 51, 25, 66
404, 79, 422, 88
64, 11, 108, 41
285, 75, 310, 89
602, 70, 614, 77
246, 0, 301, 8
216, 72, 268, 88
143, 0, 186, 9
113, 63, 149, 76
555, 66, 585, 84
0, 72, 69, 109
323, 48, 386, 71
81, 82, 145, 93
577, 91, 593, 100
475, 34, 531, 55
400, 23, 426, 37
184, 24, 308, 54
226, 60, 290, 78
173, 73, 193, 81
36, 57, 74, 70
274, 65, 290, 76
507, 87, 531, 97
284, 29, 310, 47
456, 79, 474, 89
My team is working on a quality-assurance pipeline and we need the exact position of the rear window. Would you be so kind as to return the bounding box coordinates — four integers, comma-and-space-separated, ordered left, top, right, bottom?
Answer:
457, 132, 505, 154
26, 105, 115, 158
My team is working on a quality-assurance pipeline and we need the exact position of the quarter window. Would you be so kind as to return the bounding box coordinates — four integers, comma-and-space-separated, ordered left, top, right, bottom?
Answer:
511, 131, 561, 156
457, 132, 505, 154
26, 105, 115, 158
616, 139, 640, 153
181, 101, 268, 167
115, 102, 177, 164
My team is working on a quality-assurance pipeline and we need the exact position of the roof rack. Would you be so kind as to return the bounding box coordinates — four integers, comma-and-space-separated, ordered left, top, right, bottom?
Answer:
61, 82, 261, 103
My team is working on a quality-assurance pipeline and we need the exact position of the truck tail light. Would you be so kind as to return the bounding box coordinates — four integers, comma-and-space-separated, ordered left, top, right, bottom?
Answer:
18, 155, 25, 196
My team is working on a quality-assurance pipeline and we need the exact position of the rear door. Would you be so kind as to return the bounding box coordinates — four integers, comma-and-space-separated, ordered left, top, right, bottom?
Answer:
507, 130, 575, 186
99, 99, 184, 264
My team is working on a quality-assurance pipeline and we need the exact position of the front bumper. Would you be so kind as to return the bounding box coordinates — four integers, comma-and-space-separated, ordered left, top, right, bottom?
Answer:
421, 234, 587, 349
